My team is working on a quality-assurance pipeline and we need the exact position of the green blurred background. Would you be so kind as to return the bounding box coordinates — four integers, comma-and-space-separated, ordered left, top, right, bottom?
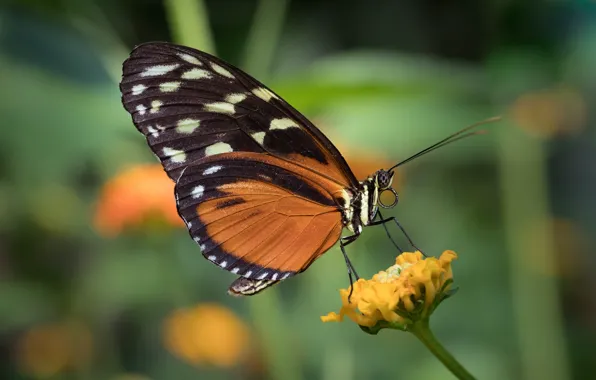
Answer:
1, 0, 595, 379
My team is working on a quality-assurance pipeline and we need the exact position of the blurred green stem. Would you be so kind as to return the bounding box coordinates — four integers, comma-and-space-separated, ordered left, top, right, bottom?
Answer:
163, 0, 215, 53
322, 344, 353, 380
497, 128, 571, 379
242, 0, 290, 78
409, 319, 475, 380
161, 0, 211, 307
249, 292, 302, 380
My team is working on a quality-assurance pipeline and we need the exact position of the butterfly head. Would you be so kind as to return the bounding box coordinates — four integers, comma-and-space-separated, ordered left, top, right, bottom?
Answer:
372, 169, 398, 209
374, 169, 394, 191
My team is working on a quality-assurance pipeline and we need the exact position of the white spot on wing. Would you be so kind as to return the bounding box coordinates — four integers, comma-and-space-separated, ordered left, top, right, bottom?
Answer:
182, 68, 212, 80
176, 118, 200, 134
208, 255, 216, 261
258, 272, 268, 280
136, 105, 147, 115
200, 244, 206, 251
191, 185, 205, 199
131, 84, 147, 95
211, 63, 234, 78
160, 81, 181, 92
204, 102, 235, 114
203, 165, 222, 175
162, 147, 186, 163
244, 270, 253, 278
140, 64, 180, 77
231, 267, 239, 274
258, 173, 272, 181
193, 237, 200, 243
252, 87, 279, 102
282, 273, 290, 280
251, 131, 266, 146
271, 273, 278, 281
270, 118, 300, 130
205, 142, 233, 156
225, 93, 247, 104
150, 100, 163, 114
177, 53, 202, 65
147, 126, 159, 138
220, 261, 228, 268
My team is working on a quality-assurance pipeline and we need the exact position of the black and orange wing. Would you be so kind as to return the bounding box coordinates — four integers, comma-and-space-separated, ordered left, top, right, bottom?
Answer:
120, 42, 356, 294
120, 42, 358, 188
176, 152, 346, 293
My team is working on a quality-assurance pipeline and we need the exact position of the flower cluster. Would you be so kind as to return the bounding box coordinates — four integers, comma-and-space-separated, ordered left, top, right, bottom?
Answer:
322, 251, 457, 333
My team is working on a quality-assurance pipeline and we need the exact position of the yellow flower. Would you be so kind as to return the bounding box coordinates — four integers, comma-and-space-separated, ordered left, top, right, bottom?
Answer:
94, 164, 184, 237
322, 251, 457, 333
163, 303, 250, 368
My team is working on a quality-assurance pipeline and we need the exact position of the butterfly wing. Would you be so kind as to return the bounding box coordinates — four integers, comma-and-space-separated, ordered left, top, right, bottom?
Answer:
120, 42, 357, 294
176, 152, 345, 289
120, 42, 358, 188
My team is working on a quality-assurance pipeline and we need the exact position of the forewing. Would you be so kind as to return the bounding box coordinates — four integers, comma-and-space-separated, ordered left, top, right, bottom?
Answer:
120, 42, 358, 186
175, 152, 345, 283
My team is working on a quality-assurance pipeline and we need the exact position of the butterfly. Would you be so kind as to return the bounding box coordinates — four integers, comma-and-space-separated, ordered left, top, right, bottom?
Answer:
119, 42, 497, 296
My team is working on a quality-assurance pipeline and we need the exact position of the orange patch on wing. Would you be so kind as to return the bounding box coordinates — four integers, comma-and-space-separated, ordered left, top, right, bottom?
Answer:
195, 186, 342, 275
264, 212, 341, 272
286, 153, 350, 188
229, 152, 350, 195
189, 152, 350, 275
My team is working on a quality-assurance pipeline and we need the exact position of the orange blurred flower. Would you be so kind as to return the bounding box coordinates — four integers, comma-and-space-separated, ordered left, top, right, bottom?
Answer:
163, 303, 250, 368
313, 118, 401, 186
322, 251, 457, 332
510, 86, 586, 138
334, 140, 402, 189
15, 322, 93, 378
94, 164, 184, 237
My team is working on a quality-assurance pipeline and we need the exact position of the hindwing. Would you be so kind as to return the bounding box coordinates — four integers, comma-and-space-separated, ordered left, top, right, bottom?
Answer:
175, 152, 345, 282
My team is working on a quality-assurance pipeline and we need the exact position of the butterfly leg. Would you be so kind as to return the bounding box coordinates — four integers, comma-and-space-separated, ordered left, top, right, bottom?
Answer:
340, 234, 360, 302
372, 210, 403, 253
369, 214, 425, 256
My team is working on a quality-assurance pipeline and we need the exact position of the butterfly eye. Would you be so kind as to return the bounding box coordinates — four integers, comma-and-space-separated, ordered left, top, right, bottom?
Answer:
375, 169, 393, 189
379, 188, 398, 209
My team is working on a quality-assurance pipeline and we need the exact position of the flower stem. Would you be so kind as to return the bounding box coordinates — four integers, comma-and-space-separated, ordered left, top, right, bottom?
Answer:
163, 0, 215, 53
409, 320, 475, 380
496, 125, 571, 380
242, 0, 289, 79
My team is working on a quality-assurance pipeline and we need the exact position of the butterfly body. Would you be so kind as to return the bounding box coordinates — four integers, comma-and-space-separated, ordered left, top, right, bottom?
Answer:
120, 42, 400, 295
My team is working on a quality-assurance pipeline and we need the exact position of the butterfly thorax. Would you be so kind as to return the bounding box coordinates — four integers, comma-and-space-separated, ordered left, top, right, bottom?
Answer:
341, 169, 395, 234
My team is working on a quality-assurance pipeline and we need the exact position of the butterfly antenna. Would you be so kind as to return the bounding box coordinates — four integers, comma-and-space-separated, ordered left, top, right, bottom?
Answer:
387, 116, 502, 171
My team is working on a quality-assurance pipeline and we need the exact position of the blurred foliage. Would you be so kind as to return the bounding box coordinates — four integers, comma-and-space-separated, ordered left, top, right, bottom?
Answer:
1, 0, 595, 379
